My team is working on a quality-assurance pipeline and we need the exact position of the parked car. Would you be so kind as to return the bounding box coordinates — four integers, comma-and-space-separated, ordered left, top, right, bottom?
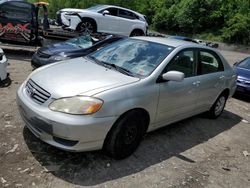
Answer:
57, 5, 148, 36
0, 48, 8, 82
168, 36, 199, 44
234, 57, 250, 95
31, 34, 124, 68
17, 37, 236, 159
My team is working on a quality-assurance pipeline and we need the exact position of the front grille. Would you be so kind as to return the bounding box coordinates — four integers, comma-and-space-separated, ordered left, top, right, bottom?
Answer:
237, 79, 250, 85
26, 79, 51, 104
37, 50, 51, 58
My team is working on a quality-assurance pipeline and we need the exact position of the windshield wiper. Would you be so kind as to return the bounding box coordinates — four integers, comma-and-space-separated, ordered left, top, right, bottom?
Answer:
102, 62, 135, 77
87, 56, 111, 69
87, 56, 135, 77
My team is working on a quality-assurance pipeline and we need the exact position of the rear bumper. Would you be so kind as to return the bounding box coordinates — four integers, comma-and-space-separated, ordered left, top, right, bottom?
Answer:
0, 55, 8, 81
17, 84, 117, 152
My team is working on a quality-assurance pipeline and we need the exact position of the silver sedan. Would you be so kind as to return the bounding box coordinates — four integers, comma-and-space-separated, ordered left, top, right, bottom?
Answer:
17, 37, 237, 159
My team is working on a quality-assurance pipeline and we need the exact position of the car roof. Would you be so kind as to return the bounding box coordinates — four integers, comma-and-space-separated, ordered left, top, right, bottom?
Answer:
97, 4, 144, 18
132, 36, 202, 48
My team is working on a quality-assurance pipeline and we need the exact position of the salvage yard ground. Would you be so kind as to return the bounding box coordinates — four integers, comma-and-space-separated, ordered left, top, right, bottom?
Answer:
0, 49, 250, 188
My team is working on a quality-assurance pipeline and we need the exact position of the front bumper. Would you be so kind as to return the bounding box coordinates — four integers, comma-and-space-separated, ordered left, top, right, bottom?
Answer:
236, 82, 250, 94
17, 83, 117, 152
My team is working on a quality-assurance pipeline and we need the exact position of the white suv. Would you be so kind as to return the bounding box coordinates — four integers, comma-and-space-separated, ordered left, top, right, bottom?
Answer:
57, 5, 148, 37
0, 48, 8, 82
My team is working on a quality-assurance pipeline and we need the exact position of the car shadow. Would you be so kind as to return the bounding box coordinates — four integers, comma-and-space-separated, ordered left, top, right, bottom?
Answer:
0, 77, 12, 88
4, 49, 34, 61
23, 110, 241, 186
233, 92, 250, 103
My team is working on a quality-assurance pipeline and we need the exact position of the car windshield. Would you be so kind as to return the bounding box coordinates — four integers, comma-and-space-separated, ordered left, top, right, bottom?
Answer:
65, 35, 95, 49
86, 5, 107, 12
88, 38, 174, 78
238, 58, 250, 69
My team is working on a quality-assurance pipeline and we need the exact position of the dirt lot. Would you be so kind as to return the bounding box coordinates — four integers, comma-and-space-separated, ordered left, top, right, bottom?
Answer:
0, 49, 249, 188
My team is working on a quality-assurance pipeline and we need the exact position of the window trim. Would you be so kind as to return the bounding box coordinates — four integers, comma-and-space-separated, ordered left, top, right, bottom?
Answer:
197, 49, 224, 75
157, 48, 198, 83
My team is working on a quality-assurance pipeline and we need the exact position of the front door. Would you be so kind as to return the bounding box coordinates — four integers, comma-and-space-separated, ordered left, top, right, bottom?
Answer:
97, 8, 121, 34
155, 49, 200, 127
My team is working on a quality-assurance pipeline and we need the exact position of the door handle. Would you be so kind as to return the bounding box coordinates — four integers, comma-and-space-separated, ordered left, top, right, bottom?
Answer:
220, 75, 225, 79
192, 81, 201, 86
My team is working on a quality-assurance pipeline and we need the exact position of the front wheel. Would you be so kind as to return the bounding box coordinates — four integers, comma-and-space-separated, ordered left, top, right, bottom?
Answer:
78, 20, 95, 34
104, 111, 147, 159
208, 94, 227, 119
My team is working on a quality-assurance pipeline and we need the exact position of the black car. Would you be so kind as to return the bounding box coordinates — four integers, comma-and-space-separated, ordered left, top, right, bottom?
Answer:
31, 34, 124, 68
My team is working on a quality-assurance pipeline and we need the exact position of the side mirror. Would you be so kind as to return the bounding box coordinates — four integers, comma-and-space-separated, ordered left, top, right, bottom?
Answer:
102, 10, 110, 16
162, 71, 184, 82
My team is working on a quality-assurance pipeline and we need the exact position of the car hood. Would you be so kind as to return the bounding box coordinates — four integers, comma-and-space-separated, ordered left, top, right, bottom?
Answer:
30, 57, 140, 98
38, 42, 80, 56
61, 8, 95, 14
236, 67, 250, 80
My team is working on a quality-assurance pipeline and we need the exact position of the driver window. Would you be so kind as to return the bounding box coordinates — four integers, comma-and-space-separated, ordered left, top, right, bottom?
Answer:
104, 8, 118, 16
166, 50, 196, 78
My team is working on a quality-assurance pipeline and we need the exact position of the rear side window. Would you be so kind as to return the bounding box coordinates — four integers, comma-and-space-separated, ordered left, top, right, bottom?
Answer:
199, 50, 224, 74
118, 9, 136, 20
0, 2, 33, 20
166, 50, 196, 78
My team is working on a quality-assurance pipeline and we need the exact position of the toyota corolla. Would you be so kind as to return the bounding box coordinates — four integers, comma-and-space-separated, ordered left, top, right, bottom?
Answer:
17, 37, 237, 159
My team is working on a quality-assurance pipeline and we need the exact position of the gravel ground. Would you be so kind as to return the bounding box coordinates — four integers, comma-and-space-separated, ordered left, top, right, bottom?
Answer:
0, 49, 249, 188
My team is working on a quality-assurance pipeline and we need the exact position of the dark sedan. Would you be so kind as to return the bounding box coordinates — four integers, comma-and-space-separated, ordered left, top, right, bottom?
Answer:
234, 57, 250, 95
31, 34, 124, 68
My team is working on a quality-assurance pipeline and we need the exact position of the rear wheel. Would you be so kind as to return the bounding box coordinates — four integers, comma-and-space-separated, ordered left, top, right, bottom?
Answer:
208, 94, 227, 119
78, 20, 95, 34
104, 111, 147, 159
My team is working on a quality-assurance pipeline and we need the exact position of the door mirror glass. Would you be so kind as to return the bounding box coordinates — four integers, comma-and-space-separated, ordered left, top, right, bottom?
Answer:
162, 71, 184, 82
102, 10, 110, 15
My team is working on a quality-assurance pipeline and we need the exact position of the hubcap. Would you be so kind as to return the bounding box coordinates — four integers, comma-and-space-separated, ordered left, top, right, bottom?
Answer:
214, 96, 226, 116
123, 123, 138, 145
80, 22, 93, 34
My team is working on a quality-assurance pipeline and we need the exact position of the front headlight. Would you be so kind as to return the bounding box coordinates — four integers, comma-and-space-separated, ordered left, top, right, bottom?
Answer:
49, 96, 103, 115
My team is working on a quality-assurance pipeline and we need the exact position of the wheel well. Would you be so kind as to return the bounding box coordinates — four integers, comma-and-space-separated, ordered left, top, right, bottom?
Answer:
76, 17, 97, 32
104, 108, 150, 147
130, 29, 145, 37
221, 88, 230, 99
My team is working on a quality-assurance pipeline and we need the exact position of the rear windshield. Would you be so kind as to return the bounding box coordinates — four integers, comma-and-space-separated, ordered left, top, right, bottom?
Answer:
66, 35, 94, 49
0, 2, 32, 20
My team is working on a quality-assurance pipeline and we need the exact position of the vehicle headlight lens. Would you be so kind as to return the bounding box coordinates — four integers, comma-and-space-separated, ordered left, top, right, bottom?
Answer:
49, 96, 103, 115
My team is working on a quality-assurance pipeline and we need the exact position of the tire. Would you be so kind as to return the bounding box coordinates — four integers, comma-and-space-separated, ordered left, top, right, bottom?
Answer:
207, 94, 227, 119
78, 20, 95, 34
104, 111, 147, 159
130, 29, 145, 37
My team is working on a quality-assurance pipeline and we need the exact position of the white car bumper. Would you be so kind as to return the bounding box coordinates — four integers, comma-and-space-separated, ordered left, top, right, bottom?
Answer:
0, 51, 8, 81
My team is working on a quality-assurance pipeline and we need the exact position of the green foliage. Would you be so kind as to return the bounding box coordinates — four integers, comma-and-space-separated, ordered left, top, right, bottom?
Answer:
28, 0, 250, 44
222, 13, 250, 44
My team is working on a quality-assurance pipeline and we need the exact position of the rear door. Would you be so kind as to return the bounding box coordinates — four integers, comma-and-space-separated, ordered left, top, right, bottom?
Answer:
196, 49, 225, 111
0, 1, 36, 44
